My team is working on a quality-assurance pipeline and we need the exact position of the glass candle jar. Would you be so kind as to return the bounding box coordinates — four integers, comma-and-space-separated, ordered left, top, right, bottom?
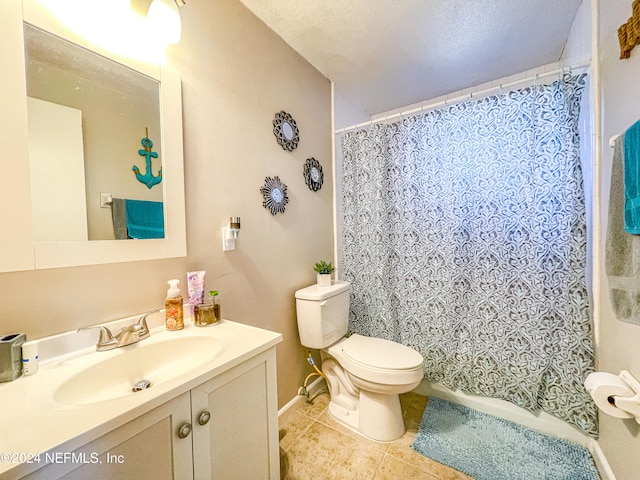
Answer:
193, 299, 220, 327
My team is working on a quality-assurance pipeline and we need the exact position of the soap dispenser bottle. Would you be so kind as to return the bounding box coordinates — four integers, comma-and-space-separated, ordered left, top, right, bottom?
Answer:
165, 279, 184, 331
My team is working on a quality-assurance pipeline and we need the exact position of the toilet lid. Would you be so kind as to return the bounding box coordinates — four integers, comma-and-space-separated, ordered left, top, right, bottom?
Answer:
341, 334, 423, 370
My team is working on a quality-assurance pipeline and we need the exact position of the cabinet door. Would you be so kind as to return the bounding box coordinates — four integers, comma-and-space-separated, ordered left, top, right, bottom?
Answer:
24, 392, 194, 480
191, 348, 279, 480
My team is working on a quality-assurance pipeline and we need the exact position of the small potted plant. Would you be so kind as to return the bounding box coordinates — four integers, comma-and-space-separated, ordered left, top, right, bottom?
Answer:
313, 260, 335, 287
208, 290, 221, 323
194, 290, 221, 326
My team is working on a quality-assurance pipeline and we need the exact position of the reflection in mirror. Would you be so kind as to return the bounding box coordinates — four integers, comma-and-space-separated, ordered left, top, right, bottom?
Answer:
24, 23, 163, 241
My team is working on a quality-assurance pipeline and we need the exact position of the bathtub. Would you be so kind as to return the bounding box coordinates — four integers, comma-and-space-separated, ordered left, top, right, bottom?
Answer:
414, 381, 616, 479
414, 380, 590, 446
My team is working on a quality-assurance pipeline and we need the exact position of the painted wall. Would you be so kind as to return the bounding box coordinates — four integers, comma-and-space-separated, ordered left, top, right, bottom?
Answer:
597, 1, 640, 478
561, 0, 592, 65
333, 84, 370, 131
0, 0, 332, 409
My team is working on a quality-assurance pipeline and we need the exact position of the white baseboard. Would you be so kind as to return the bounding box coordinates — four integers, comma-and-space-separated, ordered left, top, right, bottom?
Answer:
278, 376, 327, 427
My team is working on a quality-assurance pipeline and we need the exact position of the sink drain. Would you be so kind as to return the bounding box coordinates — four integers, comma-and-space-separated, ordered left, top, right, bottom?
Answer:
132, 379, 152, 392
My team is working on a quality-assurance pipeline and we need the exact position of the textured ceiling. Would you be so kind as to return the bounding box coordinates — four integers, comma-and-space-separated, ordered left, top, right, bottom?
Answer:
238, 0, 583, 115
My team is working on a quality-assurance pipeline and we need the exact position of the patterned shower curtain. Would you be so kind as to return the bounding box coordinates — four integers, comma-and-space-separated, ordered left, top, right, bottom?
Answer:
339, 74, 597, 436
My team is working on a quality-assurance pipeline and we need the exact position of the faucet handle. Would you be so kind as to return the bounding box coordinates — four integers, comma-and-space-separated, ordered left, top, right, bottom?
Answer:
136, 310, 157, 339
77, 325, 115, 349
137, 310, 158, 332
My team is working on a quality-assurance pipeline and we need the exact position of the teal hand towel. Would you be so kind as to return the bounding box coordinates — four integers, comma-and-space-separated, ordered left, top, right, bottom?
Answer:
125, 199, 164, 239
624, 119, 640, 233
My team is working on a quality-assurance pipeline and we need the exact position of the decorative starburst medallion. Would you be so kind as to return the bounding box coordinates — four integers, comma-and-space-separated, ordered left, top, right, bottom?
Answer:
303, 158, 324, 192
260, 176, 289, 215
272, 111, 300, 151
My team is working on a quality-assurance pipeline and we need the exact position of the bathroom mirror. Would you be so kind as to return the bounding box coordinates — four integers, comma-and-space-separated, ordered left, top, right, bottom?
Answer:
24, 23, 164, 242
0, 0, 186, 272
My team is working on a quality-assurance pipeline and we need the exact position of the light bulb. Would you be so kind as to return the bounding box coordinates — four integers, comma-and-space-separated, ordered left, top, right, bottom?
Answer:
147, 0, 181, 44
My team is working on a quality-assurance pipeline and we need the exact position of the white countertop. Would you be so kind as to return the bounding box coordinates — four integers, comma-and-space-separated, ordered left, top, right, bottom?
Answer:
0, 314, 282, 479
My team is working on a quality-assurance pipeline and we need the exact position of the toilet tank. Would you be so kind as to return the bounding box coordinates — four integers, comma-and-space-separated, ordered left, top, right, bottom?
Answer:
295, 281, 351, 349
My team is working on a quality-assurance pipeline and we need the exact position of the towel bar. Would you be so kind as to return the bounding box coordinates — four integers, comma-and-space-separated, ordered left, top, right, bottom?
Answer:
100, 193, 113, 208
610, 133, 621, 147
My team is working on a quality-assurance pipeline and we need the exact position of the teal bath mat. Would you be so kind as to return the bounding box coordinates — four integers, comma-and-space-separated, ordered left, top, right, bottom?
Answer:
412, 397, 599, 480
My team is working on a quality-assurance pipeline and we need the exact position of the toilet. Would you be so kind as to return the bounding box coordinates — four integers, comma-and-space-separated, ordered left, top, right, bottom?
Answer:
295, 281, 424, 442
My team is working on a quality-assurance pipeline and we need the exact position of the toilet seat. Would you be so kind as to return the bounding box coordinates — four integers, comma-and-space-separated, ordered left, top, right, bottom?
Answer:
326, 334, 423, 386
342, 334, 423, 370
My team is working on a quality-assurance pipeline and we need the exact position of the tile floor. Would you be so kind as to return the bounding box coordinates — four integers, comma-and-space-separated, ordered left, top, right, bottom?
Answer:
279, 391, 473, 480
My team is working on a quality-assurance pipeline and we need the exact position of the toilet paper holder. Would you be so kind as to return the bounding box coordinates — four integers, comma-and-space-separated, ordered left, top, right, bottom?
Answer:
611, 370, 640, 423
586, 370, 640, 423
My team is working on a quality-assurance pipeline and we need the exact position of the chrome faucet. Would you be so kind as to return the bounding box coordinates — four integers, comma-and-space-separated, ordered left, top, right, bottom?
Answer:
78, 311, 155, 351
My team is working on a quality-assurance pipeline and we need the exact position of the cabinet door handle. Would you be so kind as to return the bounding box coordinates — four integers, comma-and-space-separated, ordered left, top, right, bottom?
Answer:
198, 411, 211, 426
178, 422, 192, 439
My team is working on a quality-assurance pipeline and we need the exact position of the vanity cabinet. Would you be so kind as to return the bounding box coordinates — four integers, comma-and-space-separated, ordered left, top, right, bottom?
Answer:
23, 393, 193, 480
191, 348, 279, 479
22, 348, 279, 480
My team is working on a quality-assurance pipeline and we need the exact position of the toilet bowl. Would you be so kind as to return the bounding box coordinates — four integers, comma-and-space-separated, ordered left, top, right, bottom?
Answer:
295, 281, 424, 442
322, 334, 423, 441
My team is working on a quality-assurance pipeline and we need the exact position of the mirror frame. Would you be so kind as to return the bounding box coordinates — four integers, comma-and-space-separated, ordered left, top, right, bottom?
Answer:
0, 0, 186, 272
272, 110, 300, 151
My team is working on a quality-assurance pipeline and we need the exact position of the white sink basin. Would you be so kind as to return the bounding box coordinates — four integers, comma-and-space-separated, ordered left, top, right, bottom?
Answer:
53, 335, 222, 406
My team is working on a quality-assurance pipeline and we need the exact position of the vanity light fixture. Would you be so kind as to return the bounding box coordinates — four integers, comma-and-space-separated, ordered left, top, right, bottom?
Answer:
222, 217, 240, 252
38, 0, 185, 60
146, 0, 184, 44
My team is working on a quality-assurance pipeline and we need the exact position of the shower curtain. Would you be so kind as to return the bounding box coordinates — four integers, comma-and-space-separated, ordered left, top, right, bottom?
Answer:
339, 74, 597, 436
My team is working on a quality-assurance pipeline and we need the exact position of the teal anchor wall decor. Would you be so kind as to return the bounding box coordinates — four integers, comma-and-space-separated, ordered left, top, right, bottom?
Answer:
132, 128, 162, 189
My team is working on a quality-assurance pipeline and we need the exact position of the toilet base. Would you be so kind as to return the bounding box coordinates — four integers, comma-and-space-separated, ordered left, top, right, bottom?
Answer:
321, 356, 409, 442
327, 389, 405, 442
